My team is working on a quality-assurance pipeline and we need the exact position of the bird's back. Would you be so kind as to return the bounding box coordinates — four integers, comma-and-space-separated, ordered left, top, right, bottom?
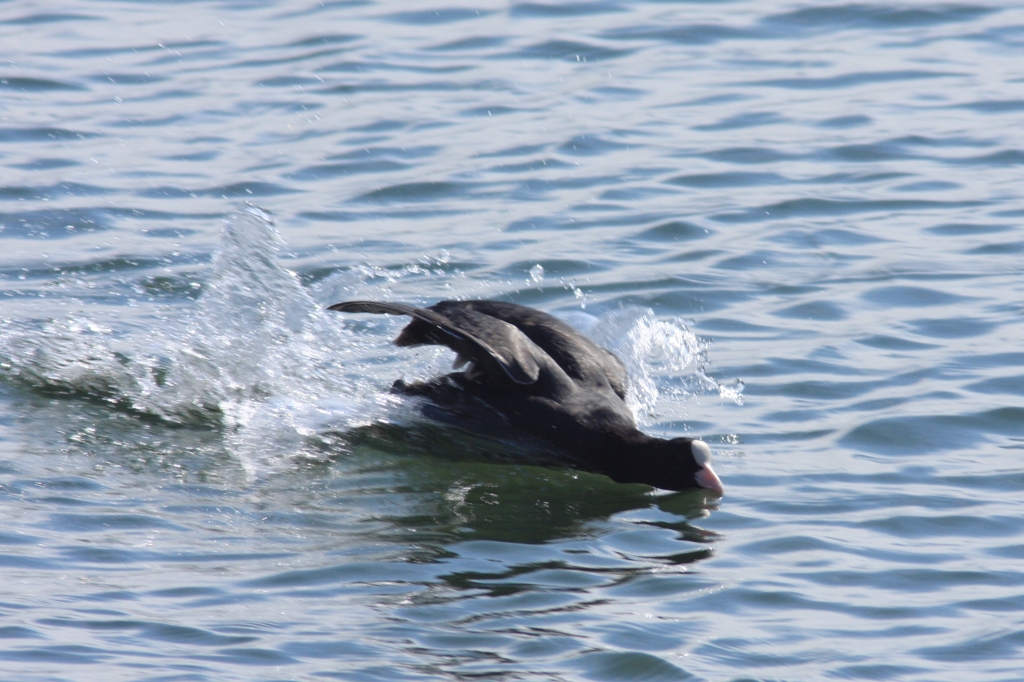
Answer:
428, 300, 629, 398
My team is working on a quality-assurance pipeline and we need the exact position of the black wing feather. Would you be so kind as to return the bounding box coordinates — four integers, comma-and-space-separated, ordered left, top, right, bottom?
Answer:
431, 300, 629, 399
328, 300, 543, 385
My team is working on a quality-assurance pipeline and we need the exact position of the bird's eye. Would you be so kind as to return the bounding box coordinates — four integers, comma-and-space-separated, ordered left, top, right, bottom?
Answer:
692, 440, 712, 467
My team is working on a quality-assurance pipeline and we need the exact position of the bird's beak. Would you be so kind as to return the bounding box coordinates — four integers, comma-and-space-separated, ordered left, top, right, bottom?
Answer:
695, 464, 724, 496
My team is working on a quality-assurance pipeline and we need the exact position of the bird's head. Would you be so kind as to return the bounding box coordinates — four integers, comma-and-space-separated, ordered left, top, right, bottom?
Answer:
641, 437, 724, 494
686, 439, 724, 495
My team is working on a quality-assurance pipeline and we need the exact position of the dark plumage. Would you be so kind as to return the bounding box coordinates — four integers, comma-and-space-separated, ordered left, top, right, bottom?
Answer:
328, 299, 723, 494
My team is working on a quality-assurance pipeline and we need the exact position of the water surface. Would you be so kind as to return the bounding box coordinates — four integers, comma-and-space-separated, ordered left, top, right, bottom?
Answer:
2, 1, 1024, 680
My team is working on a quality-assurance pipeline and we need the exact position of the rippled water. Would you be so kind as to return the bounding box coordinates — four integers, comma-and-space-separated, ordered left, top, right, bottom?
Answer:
2, 1, 1024, 680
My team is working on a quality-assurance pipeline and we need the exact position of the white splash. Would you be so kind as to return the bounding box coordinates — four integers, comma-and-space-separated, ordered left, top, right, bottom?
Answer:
0, 208, 406, 479
580, 306, 744, 425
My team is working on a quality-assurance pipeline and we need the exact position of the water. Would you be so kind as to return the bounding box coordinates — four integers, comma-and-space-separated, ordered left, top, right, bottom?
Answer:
2, 1, 1023, 680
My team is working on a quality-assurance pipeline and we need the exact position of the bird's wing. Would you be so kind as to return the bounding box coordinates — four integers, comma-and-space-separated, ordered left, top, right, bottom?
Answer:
328, 300, 546, 385
432, 300, 629, 399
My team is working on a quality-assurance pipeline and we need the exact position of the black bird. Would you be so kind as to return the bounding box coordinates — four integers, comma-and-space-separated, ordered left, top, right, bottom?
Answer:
328, 299, 723, 494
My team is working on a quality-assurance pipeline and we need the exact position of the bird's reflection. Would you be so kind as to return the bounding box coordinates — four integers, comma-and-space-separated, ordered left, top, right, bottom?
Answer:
335, 420, 721, 551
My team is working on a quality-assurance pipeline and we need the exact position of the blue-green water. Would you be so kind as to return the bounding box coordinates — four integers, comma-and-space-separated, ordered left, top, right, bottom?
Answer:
2, 1, 1023, 680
